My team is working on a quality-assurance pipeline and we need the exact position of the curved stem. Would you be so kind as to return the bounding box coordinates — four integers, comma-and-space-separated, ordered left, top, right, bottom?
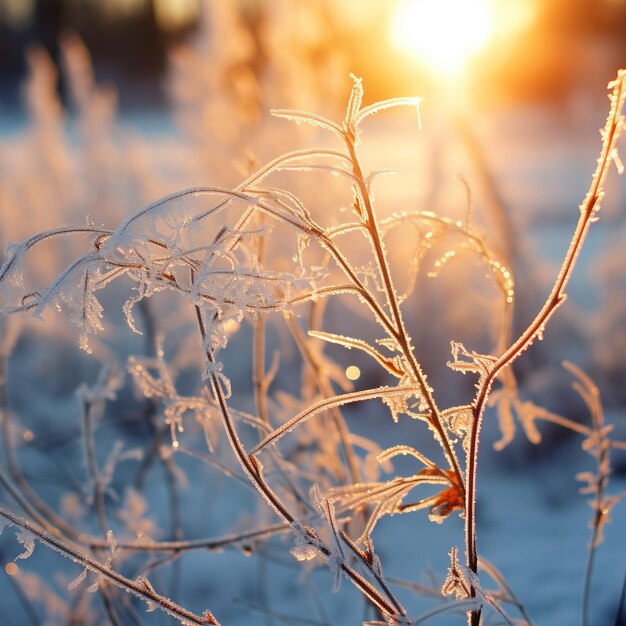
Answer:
464, 72, 625, 625
0, 504, 220, 625
194, 305, 406, 622
343, 135, 463, 487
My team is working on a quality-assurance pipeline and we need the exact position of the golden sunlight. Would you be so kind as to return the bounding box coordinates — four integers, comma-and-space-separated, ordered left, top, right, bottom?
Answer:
389, 0, 537, 77
389, 0, 499, 75
389, 0, 537, 76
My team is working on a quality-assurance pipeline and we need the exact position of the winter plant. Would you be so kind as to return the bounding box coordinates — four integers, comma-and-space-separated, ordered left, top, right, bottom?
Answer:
0, 70, 625, 626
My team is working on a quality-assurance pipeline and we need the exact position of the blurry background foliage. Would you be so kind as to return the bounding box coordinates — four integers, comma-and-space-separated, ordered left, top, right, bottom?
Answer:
0, 0, 625, 112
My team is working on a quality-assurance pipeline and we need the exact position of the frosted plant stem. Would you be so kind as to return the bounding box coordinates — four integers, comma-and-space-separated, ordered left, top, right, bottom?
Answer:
614, 571, 626, 626
533, 407, 592, 436
0, 343, 88, 541
252, 227, 271, 427
317, 232, 399, 339
0, 462, 64, 538
0, 325, 80, 538
80, 395, 125, 626
582, 466, 606, 626
0, 483, 288, 556
81, 396, 109, 537
89, 522, 289, 553
576, 363, 610, 626
465, 72, 625, 626
253, 314, 270, 424
0, 416, 83, 540
0, 503, 221, 625
137, 298, 183, 607
344, 136, 463, 487
193, 305, 406, 622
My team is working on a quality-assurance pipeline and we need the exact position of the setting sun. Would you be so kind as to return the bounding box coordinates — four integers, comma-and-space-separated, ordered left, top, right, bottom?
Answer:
389, 0, 495, 75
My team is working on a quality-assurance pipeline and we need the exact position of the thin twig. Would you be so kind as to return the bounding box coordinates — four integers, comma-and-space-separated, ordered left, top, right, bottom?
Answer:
0, 503, 220, 625
465, 72, 626, 626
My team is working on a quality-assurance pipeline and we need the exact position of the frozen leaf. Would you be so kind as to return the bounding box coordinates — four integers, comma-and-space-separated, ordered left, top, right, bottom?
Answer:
204, 359, 232, 399
309, 330, 404, 377
105, 530, 119, 568
311, 484, 346, 592
381, 375, 428, 423
345, 73, 364, 130
328, 464, 460, 541
427, 483, 465, 524
15, 528, 35, 560
270, 109, 344, 139
441, 405, 474, 451
27, 252, 106, 352
377, 445, 435, 469
442, 547, 469, 600
251, 385, 427, 455
68, 567, 89, 591
447, 341, 496, 383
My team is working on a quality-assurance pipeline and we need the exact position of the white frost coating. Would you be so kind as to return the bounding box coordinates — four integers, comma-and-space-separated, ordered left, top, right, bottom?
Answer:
0, 504, 215, 624
251, 385, 427, 455
0, 244, 26, 306
203, 359, 232, 399
106, 529, 118, 565
290, 521, 318, 562
325, 553, 345, 593
14, 528, 35, 560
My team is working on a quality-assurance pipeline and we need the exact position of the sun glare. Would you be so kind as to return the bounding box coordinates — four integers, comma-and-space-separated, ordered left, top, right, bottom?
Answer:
389, 0, 495, 75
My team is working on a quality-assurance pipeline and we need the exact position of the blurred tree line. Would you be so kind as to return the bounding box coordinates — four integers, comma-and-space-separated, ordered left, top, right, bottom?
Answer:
0, 0, 625, 112
0, 0, 200, 109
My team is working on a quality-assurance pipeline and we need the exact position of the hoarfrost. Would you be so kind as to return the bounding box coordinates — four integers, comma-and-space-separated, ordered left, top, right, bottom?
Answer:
290, 522, 318, 562
15, 528, 35, 560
